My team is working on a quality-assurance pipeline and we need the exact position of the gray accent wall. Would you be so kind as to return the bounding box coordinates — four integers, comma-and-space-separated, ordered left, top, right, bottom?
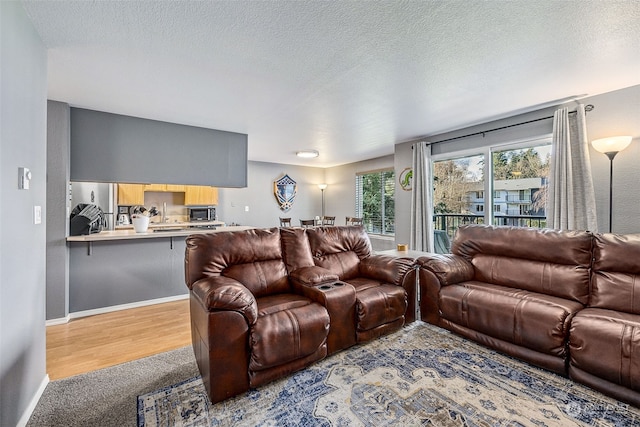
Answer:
46, 101, 71, 320
1, 2, 48, 426
70, 108, 248, 187
68, 238, 187, 312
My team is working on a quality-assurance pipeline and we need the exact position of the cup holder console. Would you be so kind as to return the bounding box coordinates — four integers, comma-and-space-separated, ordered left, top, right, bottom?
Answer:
317, 281, 346, 291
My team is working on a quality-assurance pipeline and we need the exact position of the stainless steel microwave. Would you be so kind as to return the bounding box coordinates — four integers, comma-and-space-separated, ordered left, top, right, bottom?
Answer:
189, 207, 216, 222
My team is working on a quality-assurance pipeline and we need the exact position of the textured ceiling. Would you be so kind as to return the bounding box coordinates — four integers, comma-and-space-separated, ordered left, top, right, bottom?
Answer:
21, 1, 640, 167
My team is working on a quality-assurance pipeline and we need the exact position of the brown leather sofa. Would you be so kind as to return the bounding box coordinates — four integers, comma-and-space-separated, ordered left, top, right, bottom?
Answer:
185, 226, 415, 403
569, 232, 640, 407
418, 224, 640, 407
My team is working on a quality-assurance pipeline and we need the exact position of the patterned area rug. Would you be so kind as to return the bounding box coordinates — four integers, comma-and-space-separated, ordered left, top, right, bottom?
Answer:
138, 322, 639, 426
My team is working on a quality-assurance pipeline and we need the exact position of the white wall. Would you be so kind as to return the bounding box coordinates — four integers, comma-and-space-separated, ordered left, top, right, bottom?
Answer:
217, 157, 398, 249
584, 85, 640, 234
1, 2, 48, 425
218, 161, 325, 228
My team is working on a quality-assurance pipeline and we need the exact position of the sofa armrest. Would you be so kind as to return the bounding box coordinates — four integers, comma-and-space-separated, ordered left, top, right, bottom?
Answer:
359, 254, 415, 286
417, 254, 474, 286
289, 265, 339, 287
290, 280, 358, 354
191, 276, 258, 325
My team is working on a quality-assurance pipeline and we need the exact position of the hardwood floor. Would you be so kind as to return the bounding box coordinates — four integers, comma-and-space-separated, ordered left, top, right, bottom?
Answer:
46, 299, 192, 380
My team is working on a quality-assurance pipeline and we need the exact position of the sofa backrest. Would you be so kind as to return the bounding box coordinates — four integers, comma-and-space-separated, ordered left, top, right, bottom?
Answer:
184, 227, 290, 297
452, 225, 593, 304
305, 226, 372, 280
591, 233, 640, 314
280, 227, 315, 272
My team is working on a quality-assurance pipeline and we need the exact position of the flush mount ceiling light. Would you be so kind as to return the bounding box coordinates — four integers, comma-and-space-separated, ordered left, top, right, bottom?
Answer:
296, 150, 319, 158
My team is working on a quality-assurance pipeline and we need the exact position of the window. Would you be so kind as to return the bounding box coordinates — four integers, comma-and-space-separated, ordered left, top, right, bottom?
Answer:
492, 144, 549, 228
355, 169, 395, 235
432, 138, 551, 252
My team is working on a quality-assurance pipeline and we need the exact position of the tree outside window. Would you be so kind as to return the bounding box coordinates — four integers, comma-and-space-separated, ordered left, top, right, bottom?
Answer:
356, 170, 395, 235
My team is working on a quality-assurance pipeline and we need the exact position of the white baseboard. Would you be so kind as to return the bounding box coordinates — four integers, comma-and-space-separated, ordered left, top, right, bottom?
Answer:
68, 294, 189, 320
46, 314, 71, 326
16, 374, 49, 427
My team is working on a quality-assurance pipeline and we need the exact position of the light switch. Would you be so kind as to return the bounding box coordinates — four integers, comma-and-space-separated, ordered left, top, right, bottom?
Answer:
18, 167, 32, 190
244, 206, 249, 212
34, 206, 42, 224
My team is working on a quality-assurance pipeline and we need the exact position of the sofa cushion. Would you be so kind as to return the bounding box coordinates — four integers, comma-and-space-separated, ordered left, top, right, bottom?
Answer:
280, 227, 315, 272
348, 278, 407, 331
570, 308, 640, 392
185, 228, 290, 298
471, 254, 590, 304
224, 259, 290, 298
591, 233, 640, 314
452, 225, 592, 304
314, 251, 361, 280
440, 281, 583, 357
256, 294, 315, 317
306, 226, 372, 259
250, 299, 329, 372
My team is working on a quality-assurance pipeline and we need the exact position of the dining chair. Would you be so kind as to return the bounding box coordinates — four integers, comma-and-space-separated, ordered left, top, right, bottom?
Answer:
345, 216, 363, 226
321, 216, 336, 226
279, 217, 292, 227
300, 219, 316, 228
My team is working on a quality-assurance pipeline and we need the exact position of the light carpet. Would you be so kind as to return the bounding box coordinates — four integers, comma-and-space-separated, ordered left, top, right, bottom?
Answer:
138, 321, 639, 426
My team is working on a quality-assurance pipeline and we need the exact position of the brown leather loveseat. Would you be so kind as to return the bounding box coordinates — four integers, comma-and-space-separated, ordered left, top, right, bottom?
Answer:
185, 226, 415, 403
417, 224, 640, 407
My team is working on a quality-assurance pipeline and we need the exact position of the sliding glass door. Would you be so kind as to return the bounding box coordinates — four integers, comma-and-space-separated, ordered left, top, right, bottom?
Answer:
433, 154, 484, 253
432, 138, 551, 253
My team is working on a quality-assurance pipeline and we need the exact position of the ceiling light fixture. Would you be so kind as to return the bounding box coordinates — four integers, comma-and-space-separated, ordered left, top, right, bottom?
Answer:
296, 150, 319, 158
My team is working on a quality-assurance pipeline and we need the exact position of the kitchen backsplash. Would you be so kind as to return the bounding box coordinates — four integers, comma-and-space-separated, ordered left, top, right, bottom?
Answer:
122, 190, 190, 224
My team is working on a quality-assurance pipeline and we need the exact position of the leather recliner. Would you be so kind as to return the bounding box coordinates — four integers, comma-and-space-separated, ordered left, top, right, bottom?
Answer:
418, 224, 640, 407
185, 225, 415, 403
418, 225, 592, 375
301, 226, 415, 342
569, 233, 640, 407
185, 228, 330, 403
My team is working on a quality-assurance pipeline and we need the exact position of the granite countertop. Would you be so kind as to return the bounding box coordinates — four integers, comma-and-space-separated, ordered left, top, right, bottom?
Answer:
67, 225, 254, 242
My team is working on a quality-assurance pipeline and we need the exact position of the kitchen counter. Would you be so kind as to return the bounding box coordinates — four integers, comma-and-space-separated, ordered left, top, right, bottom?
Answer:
114, 220, 225, 230
67, 224, 252, 242
66, 224, 255, 315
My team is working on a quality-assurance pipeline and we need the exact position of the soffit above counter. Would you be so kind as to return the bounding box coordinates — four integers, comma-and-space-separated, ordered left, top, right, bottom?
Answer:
70, 107, 248, 187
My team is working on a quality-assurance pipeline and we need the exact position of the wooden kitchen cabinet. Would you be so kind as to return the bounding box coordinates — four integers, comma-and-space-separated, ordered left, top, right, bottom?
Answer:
144, 184, 166, 191
143, 184, 186, 192
165, 184, 186, 192
184, 185, 218, 206
117, 184, 145, 205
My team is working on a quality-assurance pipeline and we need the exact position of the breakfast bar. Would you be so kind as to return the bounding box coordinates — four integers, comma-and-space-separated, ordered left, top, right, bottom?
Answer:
66, 225, 253, 315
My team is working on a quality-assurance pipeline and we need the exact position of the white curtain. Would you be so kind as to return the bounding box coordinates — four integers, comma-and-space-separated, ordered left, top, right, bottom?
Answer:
547, 105, 598, 231
410, 142, 434, 252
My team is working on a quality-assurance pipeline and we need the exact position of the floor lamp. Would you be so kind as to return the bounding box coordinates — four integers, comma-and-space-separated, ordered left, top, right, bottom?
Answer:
591, 136, 632, 233
318, 184, 327, 219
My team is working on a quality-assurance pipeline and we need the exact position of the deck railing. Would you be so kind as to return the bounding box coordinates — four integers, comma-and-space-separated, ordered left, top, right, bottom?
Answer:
434, 213, 547, 241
